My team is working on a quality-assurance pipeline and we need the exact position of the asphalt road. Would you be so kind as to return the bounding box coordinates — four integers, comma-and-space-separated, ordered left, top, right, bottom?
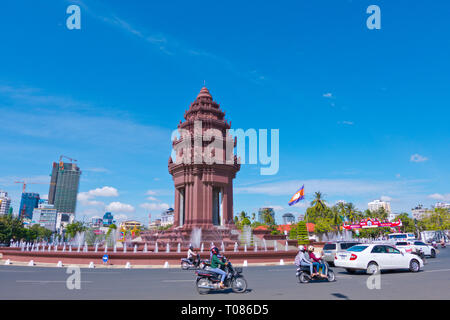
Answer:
1, 248, 449, 300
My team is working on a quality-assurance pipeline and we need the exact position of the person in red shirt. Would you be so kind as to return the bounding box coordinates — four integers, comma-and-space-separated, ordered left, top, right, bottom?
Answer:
308, 246, 327, 278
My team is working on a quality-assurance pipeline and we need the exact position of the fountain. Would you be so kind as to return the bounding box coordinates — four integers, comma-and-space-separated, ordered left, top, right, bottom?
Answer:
166, 243, 170, 253
134, 245, 137, 253
77, 244, 81, 252
104, 244, 108, 253
62, 244, 66, 252
114, 244, 117, 253
285, 241, 288, 251
244, 244, 247, 252
123, 244, 127, 253
94, 243, 98, 252
200, 243, 204, 252
254, 242, 258, 252
177, 243, 180, 253
154, 242, 158, 253
221, 241, 225, 253
143, 243, 148, 253
69, 245, 72, 252
234, 242, 238, 252
263, 238, 267, 251
273, 240, 277, 252
190, 228, 202, 249
84, 242, 88, 252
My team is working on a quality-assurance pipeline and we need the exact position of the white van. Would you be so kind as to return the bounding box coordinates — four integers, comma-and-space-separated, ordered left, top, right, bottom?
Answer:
388, 233, 416, 241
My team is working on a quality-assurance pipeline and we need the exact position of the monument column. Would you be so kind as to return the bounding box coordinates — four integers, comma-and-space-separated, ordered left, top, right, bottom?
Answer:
174, 188, 180, 226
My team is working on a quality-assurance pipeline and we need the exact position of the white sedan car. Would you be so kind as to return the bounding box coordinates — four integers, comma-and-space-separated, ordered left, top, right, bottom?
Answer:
395, 241, 436, 258
334, 244, 424, 274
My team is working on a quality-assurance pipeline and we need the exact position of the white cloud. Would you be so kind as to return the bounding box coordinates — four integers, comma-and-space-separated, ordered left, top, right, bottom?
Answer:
410, 154, 428, 163
380, 195, 392, 202
106, 202, 135, 213
146, 196, 158, 201
78, 187, 119, 206
140, 202, 170, 211
323, 93, 333, 98
428, 193, 450, 201
146, 190, 157, 196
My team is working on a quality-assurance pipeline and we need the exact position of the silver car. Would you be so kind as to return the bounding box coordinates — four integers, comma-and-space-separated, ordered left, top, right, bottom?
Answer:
322, 241, 361, 265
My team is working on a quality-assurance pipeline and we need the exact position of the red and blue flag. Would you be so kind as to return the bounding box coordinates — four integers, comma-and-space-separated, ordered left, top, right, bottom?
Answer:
288, 185, 305, 206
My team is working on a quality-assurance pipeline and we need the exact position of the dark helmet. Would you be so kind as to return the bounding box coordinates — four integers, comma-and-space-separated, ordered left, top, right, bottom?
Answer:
189, 245, 193, 250
211, 246, 219, 255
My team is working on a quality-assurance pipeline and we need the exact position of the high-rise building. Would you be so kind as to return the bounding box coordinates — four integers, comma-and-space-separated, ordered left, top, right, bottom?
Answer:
435, 202, 450, 209
0, 191, 12, 216
32, 201, 58, 231
19, 192, 40, 220
368, 199, 391, 213
48, 161, 81, 215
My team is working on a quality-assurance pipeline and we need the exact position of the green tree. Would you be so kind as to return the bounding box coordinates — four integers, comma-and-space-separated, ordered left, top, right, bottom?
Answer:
65, 221, 87, 239
261, 208, 275, 226
296, 221, 309, 245
397, 213, 416, 234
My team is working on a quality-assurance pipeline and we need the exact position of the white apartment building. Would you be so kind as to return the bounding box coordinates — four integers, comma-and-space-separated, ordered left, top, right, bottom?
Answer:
435, 202, 450, 209
411, 204, 428, 220
0, 191, 12, 215
368, 199, 391, 213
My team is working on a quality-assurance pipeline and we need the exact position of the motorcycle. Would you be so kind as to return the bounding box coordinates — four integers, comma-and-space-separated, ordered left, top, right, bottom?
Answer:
296, 259, 336, 283
441, 242, 446, 249
181, 254, 207, 270
195, 256, 247, 294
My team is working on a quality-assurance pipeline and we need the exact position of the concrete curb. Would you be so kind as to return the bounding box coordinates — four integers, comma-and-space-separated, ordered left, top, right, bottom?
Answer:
0, 259, 293, 269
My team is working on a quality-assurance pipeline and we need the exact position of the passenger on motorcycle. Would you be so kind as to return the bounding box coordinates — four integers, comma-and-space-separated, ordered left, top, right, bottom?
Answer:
307, 245, 326, 278
209, 247, 228, 289
294, 245, 318, 276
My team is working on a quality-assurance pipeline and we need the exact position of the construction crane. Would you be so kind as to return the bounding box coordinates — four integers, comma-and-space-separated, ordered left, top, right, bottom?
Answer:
59, 155, 77, 163
14, 181, 40, 193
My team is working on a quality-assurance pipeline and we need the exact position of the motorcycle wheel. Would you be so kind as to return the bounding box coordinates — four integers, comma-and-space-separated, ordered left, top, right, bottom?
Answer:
181, 261, 189, 270
297, 272, 310, 283
431, 250, 436, 258
327, 270, 336, 282
199, 262, 205, 269
231, 277, 247, 293
196, 278, 211, 295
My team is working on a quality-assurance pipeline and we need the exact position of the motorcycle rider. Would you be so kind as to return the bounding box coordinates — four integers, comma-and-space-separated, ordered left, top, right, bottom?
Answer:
187, 245, 199, 267
294, 245, 318, 277
307, 245, 327, 278
209, 247, 228, 289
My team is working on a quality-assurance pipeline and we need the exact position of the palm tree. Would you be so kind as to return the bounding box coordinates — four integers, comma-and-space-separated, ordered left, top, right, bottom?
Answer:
344, 203, 357, 222
311, 191, 327, 213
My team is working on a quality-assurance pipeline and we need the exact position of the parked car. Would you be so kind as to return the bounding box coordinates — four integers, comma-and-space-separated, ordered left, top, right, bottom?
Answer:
322, 241, 361, 265
334, 244, 424, 274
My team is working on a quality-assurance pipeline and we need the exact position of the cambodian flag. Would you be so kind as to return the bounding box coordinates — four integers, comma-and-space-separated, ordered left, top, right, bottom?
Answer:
288, 185, 305, 206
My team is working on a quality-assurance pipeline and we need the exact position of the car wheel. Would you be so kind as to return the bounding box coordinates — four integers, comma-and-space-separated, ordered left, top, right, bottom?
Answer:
431, 249, 436, 258
346, 268, 356, 274
409, 259, 420, 272
366, 262, 379, 275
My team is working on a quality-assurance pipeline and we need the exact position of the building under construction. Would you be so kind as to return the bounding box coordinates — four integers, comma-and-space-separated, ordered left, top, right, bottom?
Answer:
48, 156, 81, 215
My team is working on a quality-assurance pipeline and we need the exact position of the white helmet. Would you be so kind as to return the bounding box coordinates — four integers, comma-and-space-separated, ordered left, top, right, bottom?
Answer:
298, 245, 305, 251
308, 245, 314, 252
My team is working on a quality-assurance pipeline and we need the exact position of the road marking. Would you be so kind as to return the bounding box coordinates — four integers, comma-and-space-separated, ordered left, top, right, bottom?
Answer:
16, 280, 93, 283
424, 268, 450, 273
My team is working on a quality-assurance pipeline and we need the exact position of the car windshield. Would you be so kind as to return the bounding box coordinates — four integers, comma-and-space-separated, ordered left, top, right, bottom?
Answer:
396, 242, 409, 246
323, 243, 336, 250
340, 242, 360, 250
347, 245, 368, 252
414, 241, 426, 246
389, 234, 407, 239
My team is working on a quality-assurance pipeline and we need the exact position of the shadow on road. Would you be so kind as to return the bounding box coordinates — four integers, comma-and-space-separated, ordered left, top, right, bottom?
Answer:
331, 293, 350, 300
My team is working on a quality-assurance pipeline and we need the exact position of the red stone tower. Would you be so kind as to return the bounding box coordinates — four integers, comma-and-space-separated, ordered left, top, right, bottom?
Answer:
167, 87, 240, 243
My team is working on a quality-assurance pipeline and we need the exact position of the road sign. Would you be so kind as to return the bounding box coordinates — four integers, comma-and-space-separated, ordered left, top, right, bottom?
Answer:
102, 254, 108, 263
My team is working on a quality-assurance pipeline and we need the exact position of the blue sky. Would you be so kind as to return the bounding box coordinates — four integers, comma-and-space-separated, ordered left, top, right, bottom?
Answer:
0, 0, 449, 224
